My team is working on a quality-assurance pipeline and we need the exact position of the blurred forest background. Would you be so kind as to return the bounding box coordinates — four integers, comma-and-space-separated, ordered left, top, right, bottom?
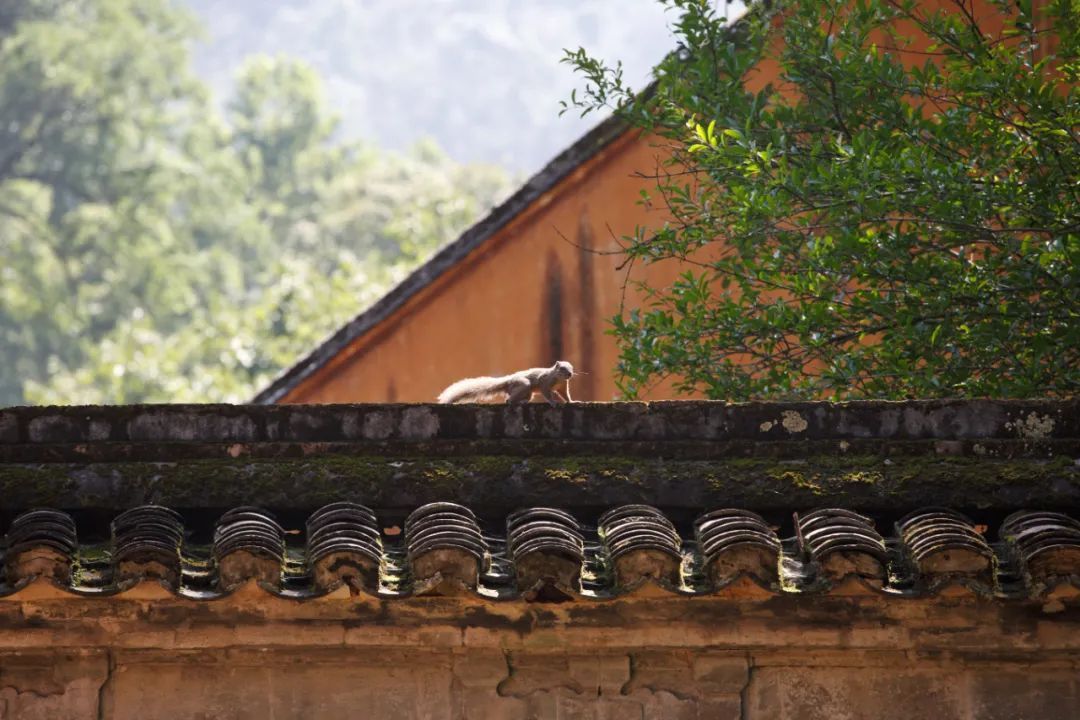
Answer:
0, 0, 673, 406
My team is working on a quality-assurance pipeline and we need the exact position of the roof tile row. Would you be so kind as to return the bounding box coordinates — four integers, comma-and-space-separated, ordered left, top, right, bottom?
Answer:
3, 503, 1078, 601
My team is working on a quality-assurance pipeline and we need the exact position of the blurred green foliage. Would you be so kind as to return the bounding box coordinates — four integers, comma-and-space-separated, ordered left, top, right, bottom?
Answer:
564, 0, 1079, 399
0, 0, 511, 404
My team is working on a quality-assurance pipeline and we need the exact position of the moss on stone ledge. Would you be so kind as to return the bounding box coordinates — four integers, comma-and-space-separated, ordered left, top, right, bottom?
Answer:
2, 453, 1077, 513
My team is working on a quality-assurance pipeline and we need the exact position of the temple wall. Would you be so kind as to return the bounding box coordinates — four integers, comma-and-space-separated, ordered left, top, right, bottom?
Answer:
5, 646, 1078, 719
1, 586, 1077, 719
2, 400, 1077, 718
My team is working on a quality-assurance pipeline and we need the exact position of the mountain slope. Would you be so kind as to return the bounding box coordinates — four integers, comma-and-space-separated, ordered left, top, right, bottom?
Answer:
181, 0, 682, 172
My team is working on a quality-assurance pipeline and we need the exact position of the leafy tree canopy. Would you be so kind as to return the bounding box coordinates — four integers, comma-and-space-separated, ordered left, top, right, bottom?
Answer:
1, 0, 511, 405
564, 0, 1079, 399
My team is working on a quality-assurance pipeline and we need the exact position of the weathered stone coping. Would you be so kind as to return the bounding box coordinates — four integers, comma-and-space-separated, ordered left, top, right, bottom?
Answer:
3, 399, 1077, 447
0, 400, 1077, 513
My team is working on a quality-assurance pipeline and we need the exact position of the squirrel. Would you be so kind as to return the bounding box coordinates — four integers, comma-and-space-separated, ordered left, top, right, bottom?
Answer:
437, 361, 575, 405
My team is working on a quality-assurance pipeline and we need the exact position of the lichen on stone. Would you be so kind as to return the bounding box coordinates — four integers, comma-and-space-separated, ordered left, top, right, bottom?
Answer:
780, 411, 808, 433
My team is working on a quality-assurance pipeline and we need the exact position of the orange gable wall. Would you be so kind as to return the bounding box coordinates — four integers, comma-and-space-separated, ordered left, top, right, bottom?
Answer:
277, 0, 1054, 404
282, 129, 684, 402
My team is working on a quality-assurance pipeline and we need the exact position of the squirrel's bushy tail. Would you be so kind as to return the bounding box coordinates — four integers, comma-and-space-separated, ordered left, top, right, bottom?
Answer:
437, 376, 512, 403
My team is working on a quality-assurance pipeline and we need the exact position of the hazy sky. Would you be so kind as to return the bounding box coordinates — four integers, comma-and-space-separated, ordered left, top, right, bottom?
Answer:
184, 0, 746, 174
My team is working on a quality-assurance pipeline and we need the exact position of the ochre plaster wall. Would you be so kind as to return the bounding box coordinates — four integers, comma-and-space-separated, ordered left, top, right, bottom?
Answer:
282, 129, 686, 403
2, 586, 1077, 720
15, 648, 1078, 720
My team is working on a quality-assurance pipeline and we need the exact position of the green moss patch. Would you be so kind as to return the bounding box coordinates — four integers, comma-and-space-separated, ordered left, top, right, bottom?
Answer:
2, 452, 1077, 513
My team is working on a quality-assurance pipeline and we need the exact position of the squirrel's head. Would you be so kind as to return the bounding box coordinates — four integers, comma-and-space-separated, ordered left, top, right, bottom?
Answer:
553, 361, 574, 379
